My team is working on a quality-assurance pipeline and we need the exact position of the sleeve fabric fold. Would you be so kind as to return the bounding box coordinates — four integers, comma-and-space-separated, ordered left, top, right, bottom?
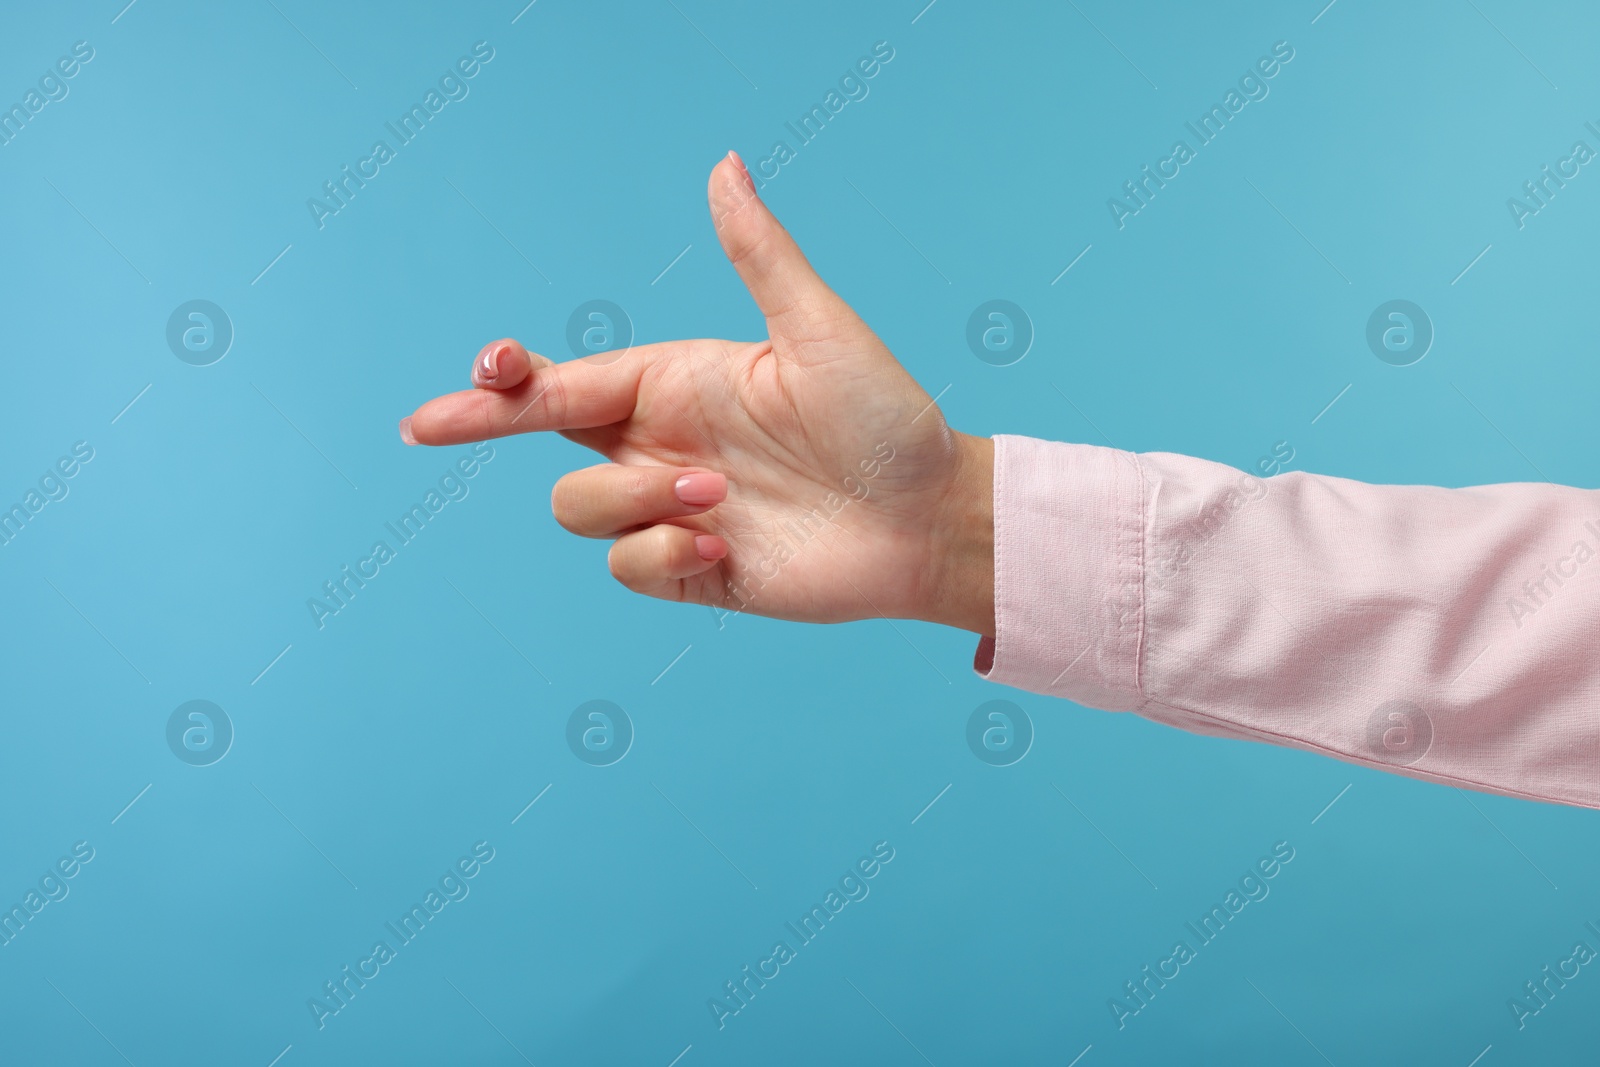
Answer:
975, 434, 1600, 809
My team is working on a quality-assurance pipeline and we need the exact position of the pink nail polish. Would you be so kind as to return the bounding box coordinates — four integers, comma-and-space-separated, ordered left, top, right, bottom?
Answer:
399, 417, 417, 445
482, 346, 501, 380
675, 472, 726, 506
695, 535, 726, 561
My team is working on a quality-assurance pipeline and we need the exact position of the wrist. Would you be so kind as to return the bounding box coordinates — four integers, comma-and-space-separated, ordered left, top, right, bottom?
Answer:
921, 431, 995, 635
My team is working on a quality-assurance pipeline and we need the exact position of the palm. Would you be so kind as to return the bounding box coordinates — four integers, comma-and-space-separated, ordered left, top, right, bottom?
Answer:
590, 331, 958, 621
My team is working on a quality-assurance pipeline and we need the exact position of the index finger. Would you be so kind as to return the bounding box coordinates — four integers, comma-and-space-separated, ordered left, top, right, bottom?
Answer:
401, 349, 649, 446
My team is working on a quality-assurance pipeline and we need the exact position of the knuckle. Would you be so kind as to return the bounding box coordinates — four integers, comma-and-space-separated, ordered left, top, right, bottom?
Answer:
510, 371, 564, 431
619, 469, 657, 512
538, 372, 568, 426
725, 223, 774, 271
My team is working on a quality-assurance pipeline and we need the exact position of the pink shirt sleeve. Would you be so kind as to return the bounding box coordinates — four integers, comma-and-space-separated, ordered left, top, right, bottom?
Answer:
975, 434, 1600, 809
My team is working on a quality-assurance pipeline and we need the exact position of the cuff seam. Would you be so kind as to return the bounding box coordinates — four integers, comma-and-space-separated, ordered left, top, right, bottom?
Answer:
1131, 451, 1149, 709
1142, 695, 1590, 809
990, 435, 1009, 673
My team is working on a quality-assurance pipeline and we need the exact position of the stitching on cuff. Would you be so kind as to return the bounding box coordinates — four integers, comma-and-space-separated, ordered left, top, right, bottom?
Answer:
1141, 696, 1590, 810
990, 435, 1007, 676
1132, 451, 1149, 709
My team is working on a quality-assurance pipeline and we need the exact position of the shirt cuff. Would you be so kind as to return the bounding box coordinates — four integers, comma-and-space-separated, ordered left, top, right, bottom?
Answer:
973, 435, 1146, 712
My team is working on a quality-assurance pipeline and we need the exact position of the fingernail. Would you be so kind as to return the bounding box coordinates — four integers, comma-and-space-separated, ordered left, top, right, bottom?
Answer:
675, 471, 727, 506
474, 346, 501, 387
398, 417, 417, 446
726, 150, 758, 197
695, 535, 726, 561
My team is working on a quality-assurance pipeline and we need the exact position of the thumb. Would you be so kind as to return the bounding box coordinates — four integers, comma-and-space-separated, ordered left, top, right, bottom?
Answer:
708, 152, 847, 341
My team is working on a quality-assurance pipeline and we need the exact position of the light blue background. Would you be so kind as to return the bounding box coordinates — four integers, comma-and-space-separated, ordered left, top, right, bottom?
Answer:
1, 1, 1596, 1063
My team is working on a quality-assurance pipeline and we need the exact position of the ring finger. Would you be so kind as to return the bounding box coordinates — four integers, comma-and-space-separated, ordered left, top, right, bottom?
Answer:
551, 463, 729, 539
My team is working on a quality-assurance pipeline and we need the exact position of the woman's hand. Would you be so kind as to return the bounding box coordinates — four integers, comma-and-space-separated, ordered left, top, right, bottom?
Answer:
400, 153, 994, 635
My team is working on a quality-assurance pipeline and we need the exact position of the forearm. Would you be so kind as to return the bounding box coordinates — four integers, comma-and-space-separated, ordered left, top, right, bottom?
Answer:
976, 434, 1600, 809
